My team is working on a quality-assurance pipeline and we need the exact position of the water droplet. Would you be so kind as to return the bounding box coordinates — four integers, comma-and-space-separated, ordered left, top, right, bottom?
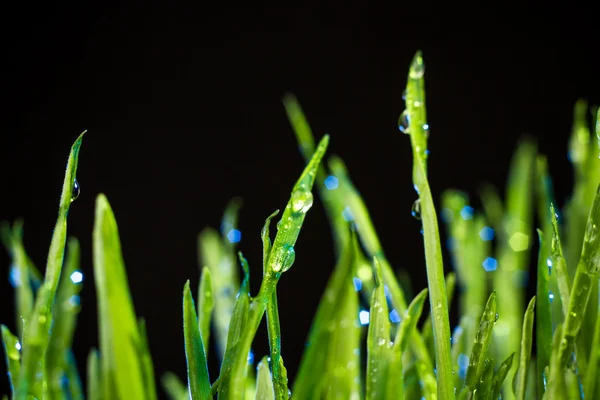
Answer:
377, 338, 387, 346
547, 258, 553, 275
291, 189, 314, 214
436, 301, 442, 308
549, 291, 554, 303
411, 199, 421, 220
71, 179, 80, 202
494, 312, 499, 322
278, 245, 296, 273
409, 54, 425, 79
570, 311, 577, 318
398, 110, 410, 134
38, 315, 47, 324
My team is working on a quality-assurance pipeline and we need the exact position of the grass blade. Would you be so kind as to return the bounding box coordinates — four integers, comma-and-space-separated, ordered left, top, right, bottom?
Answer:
137, 319, 158, 400
265, 288, 289, 400
514, 296, 536, 400
366, 257, 391, 400
396, 288, 429, 353
1, 325, 21, 395
17, 132, 85, 399
255, 356, 275, 400
473, 358, 493, 399
161, 372, 189, 400
403, 50, 453, 399
584, 294, 600, 400
86, 349, 101, 400
197, 266, 214, 360
183, 280, 211, 400
461, 291, 497, 397
546, 324, 567, 399
45, 237, 84, 399
549, 204, 571, 316
491, 352, 515, 400
93, 194, 146, 399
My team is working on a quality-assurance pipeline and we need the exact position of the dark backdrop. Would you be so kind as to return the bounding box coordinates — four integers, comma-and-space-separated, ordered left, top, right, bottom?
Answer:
1, 2, 599, 397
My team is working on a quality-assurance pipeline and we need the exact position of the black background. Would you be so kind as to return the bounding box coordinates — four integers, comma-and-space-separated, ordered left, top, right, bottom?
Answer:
1, 2, 599, 397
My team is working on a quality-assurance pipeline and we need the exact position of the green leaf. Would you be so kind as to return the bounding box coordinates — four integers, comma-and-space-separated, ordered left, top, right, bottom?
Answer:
403, 50, 453, 400
366, 257, 391, 400
93, 194, 146, 400
183, 280, 211, 400
45, 237, 83, 399
491, 353, 515, 400
255, 356, 275, 400
87, 349, 102, 400
514, 296, 536, 400
462, 291, 497, 396
161, 372, 188, 400
197, 266, 214, 360
137, 319, 158, 400
1, 325, 21, 395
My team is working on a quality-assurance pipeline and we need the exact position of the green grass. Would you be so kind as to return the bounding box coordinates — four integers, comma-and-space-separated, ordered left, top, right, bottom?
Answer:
2, 52, 600, 400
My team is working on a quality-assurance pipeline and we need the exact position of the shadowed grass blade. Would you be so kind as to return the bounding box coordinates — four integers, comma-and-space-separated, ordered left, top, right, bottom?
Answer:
197, 267, 214, 360
162, 372, 188, 400
93, 194, 147, 399
17, 131, 85, 399
183, 280, 211, 400
461, 291, 497, 397
402, 50, 453, 399
474, 358, 493, 399
46, 237, 83, 399
1, 325, 21, 395
137, 319, 157, 400
514, 296, 536, 400
491, 353, 515, 400
255, 356, 275, 400
366, 257, 391, 400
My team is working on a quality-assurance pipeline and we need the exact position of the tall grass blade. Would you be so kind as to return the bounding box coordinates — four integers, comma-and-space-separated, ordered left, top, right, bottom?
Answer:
514, 296, 536, 400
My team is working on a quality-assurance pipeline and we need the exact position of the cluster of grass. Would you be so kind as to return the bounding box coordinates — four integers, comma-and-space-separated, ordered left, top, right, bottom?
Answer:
2, 52, 600, 400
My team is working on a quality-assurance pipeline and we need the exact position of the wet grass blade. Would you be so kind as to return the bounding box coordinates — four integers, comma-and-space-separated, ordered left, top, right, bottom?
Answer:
17, 132, 85, 399
1, 325, 21, 395
546, 324, 567, 399
93, 194, 147, 399
265, 288, 289, 400
162, 372, 189, 400
584, 299, 600, 400
396, 288, 429, 354
197, 267, 214, 360
219, 136, 328, 399
557, 184, 600, 376
366, 257, 391, 400
45, 237, 84, 399
549, 204, 571, 315
514, 296, 536, 400
255, 356, 275, 400
86, 349, 101, 400
473, 358, 493, 400
461, 291, 497, 397
403, 50, 453, 399
183, 280, 211, 400
491, 352, 515, 400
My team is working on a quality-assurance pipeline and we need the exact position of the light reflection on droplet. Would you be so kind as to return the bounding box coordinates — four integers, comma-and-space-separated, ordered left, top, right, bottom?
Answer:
359, 310, 370, 325
549, 291, 554, 304
15, 342, 21, 351
389, 309, 401, 323
352, 277, 362, 292
482, 257, 497, 272
226, 228, 242, 243
70, 271, 83, 284
324, 175, 339, 190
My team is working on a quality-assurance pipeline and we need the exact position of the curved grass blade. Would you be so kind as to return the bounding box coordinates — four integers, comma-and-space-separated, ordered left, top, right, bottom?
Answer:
183, 280, 211, 400
255, 356, 275, 400
162, 372, 189, 400
219, 136, 329, 399
403, 50, 453, 399
137, 319, 158, 400
549, 204, 571, 315
1, 325, 21, 395
366, 257, 391, 400
197, 266, 214, 360
491, 352, 515, 400
45, 237, 84, 399
461, 291, 497, 397
265, 288, 289, 400
17, 131, 85, 399
86, 349, 102, 400
514, 296, 536, 400
93, 194, 146, 400
396, 288, 429, 353
422, 273, 456, 365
